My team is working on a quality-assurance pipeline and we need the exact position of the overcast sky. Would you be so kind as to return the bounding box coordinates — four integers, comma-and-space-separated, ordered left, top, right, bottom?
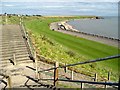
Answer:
1, 0, 120, 2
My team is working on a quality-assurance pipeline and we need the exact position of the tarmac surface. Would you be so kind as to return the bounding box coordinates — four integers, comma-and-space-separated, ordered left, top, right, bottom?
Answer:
50, 22, 119, 48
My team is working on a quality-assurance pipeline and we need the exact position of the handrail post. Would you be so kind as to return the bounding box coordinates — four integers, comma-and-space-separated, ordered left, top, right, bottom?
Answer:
54, 62, 59, 86
108, 72, 110, 81
13, 54, 16, 65
71, 70, 74, 80
64, 63, 67, 73
81, 82, 84, 90
7, 76, 12, 89
118, 77, 120, 90
5, 13, 7, 24
34, 52, 38, 79
104, 81, 107, 89
94, 73, 97, 81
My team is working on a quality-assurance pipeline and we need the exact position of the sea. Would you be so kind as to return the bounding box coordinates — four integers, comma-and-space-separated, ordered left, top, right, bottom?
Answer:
0, 1, 119, 39
68, 17, 118, 39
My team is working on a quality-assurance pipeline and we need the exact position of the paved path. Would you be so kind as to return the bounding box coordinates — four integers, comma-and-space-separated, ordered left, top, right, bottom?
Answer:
50, 22, 119, 48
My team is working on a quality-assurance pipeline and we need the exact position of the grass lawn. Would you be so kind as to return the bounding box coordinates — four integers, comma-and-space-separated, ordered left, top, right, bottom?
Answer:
7, 16, 119, 81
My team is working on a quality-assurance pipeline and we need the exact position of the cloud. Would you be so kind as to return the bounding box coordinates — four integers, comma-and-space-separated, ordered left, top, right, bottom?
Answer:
2, 0, 120, 2
4, 4, 15, 7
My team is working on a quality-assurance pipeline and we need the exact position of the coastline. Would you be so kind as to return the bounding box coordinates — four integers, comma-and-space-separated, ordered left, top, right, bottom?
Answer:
50, 20, 119, 48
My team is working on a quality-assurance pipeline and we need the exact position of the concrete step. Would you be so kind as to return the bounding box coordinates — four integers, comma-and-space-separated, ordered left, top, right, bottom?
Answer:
1, 37, 23, 39
2, 44, 26, 47
1, 42, 26, 45
2, 34, 22, 36
2, 45, 27, 50
0, 39, 24, 42
2, 50, 28, 55
2, 51, 28, 57
0, 59, 33, 67
2, 39, 24, 42
1, 56, 30, 62
2, 34, 23, 36
1, 58, 33, 65
1, 36, 23, 38
2, 46, 27, 51
1, 38, 24, 40
2, 53, 29, 59
2, 48, 28, 53
2, 39, 25, 44
0, 44, 27, 49
2, 54, 29, 60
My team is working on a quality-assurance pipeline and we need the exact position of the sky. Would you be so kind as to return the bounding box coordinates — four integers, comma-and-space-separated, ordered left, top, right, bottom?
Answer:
0, 0, 118, 16
1, 0, 120, 2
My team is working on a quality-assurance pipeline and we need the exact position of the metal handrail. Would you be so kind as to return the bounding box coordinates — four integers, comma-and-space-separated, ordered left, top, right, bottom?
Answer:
58, 79, 119, 86
19, 16, 35, 61
33, 78, 118, 86
37, 55, 120, 88
23, 76, 119, 87
25, 54, 119, 87
38, 54, 120, 73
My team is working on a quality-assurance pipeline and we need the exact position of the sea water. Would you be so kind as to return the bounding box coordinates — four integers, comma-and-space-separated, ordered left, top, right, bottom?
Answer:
67, 17, 118, 39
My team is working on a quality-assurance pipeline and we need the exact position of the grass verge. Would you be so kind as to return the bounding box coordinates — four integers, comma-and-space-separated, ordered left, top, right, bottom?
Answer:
23, 16, 119, 82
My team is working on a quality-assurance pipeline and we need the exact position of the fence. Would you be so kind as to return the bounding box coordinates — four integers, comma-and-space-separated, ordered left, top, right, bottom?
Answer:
19, 16, 36, 62
34, 55, 119, 88
23, 54, 119, 89
19, 16, 119, 89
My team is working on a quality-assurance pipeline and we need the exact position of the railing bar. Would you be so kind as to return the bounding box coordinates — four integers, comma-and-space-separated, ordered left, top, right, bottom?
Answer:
20, 17, 35, 60
38, 67, 56, 73
28, 78, 118, 86
60, 55, 120, 68
58, 79, 119, 86
38, 55, 120, 73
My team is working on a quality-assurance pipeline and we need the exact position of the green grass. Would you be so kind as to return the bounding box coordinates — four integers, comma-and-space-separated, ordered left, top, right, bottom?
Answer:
24, 16, 119, 81
1, 15, 20, 24
4, 15, 119, 81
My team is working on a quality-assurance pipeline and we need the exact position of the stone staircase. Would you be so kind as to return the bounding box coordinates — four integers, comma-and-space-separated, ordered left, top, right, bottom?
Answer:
0, 25, 32, 68
0, 24, 55, 89
0, 24, 36, 88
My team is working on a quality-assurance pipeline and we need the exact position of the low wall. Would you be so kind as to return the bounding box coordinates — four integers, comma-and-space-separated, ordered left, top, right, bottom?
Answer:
60, 21, 120, 42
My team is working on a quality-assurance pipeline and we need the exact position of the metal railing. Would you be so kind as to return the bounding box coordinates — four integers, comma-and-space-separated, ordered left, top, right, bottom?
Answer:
26, 54, 120, 88
19, 16, 36, 61
38, 55, 120, 73
18, 16, 119, 88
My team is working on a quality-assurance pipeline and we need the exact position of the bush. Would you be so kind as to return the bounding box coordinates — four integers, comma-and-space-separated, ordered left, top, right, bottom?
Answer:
66, 50, 75, 57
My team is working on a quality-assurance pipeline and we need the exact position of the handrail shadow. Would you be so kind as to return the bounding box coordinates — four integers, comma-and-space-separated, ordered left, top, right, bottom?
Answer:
24, 75, 56, 89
